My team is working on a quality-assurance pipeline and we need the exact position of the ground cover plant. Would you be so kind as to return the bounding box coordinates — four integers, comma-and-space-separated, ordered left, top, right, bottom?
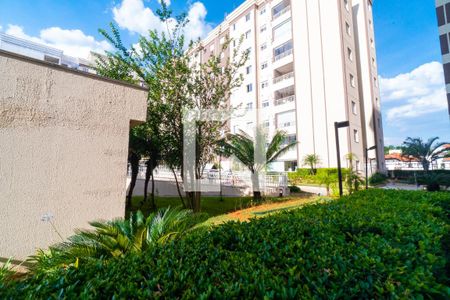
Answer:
1, 190, 449, 298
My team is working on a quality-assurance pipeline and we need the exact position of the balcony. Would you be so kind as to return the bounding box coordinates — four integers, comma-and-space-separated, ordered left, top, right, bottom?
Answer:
273, 71, 294, 84
273, 48, 293, 62
274, 95, 295, 106
273, 5, 291, 20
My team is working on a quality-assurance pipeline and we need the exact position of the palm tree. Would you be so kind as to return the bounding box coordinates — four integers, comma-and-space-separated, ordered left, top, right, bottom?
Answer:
220, 129, 297, 201
344, 153, 363, 194
28, 207, 205, 272
302, 154, 321, 175
402, 137, 449, 172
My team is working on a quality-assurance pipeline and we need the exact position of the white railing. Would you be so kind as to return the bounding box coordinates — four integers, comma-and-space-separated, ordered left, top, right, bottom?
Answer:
273, 49, 293, 62
274, 95, 295, 106
273, 71, 294, 84
273, 5, 291, 20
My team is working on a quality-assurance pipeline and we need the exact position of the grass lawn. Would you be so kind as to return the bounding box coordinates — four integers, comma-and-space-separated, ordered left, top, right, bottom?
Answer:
131, 192, 316, 218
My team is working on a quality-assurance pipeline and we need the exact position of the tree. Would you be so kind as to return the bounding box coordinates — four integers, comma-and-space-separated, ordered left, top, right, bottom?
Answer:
220, 129, 297, 202
28, 207, 206, 273
344, 153, 363, 194
302, 154, 321, 175
318, 170, 338, 195
402, 137, 449, 172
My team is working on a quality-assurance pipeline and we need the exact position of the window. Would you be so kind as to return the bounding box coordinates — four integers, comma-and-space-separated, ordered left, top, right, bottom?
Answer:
374, 77, 378, 87
263, 119, 270, 127
246, 65, 252, 74
370, 38, 374, 48
353, 129, 359, 143
274, 41, 293, 58
446, 4, 450, 24
233, 40, 236, 48
261, 43, 267, 51
372, 57, 376, 67
351, 101, 357, 115
260, 6, 266, 15
245, 13, 251, 22
262, 100, 269, 108
262, 81, 269, 88
232, 23, 236, 31
344, 0, 349, 11
444, 63, 450, 84
350, 74, 355, 87
246, 122, 253, 128
246, 102, 253, 110
356, 160, 360, 172
245, 30, 251, 39
209, 44, 215, 52
347, 47, 353, 61
273, 19, 292, 40
261, 61, 268, 69
247, 47, 252, 55
44, 55, 60, 64
345, 22, 351, 35
247, 84, 253, 92
440, 34, 449, 55
260, 25, 267, 33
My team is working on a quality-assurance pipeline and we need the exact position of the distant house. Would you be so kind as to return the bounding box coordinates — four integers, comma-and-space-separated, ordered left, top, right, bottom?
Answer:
385, 152, 422, 171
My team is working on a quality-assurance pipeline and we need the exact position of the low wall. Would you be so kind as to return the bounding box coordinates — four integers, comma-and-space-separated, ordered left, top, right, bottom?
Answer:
0, 50, 147, 260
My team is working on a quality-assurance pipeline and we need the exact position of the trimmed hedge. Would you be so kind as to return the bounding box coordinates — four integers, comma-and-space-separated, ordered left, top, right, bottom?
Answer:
391, 169, 450, 180
1, 190, 449, 298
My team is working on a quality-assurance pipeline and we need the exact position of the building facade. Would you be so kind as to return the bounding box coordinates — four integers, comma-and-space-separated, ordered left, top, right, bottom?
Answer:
194, 0, 385, 173
436, 0, 450, 116
0, 32, 97, 73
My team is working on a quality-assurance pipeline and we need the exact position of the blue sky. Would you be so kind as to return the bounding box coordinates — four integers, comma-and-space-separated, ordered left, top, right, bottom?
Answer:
0, 0, 449, 146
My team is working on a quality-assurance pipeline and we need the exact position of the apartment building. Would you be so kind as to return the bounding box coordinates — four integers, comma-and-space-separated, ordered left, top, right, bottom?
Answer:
436, 0, 450, 116
0, 32, 96, 73
195, 0, 385, 173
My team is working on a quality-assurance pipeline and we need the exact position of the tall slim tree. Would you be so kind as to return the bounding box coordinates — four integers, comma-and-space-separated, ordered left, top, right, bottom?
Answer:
402, 137, 449, 172
302, 154, 321, 175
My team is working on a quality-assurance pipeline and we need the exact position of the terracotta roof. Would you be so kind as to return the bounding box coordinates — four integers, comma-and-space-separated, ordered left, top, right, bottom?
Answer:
384, 153, 420, 162
444, 157, 450, 162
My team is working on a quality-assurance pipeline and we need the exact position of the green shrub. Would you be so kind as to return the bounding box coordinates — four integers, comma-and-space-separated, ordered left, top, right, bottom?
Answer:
2, 190, 449, 298
369, 172, 388, 186
288, 185, 301, 193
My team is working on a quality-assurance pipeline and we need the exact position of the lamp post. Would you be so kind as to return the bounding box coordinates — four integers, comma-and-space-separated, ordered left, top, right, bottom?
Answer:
219, 130, 225, 202
334, 121, 350, 197
365, 145, 377, 189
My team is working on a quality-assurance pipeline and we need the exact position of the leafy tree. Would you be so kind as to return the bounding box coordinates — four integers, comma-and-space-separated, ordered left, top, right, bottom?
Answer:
302, 154, 321, 175
402, 137, 449, 172
220, 129, 297, 201
318, 170, 337, 195
28, 207, 206, 273
345, 153, 363, 194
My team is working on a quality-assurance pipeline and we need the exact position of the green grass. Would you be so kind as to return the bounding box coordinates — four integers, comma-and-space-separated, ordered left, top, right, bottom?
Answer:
131, 194, 311, 218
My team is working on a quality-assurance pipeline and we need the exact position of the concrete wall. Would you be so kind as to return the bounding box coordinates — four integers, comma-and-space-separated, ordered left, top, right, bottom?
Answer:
0, 50, 147, 261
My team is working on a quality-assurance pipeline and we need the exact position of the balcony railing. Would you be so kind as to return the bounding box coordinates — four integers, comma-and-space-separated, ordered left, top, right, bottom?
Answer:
273, 49, 293, 62
273, 5, 291, 20
273, 71, 294, 84
274, 95, 295, 106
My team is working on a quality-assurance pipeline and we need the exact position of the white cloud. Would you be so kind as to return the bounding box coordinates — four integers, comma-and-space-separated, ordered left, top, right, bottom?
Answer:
5, 24, 112, 59
113, 0, 212, 42
380, 62, 444, 102
380, 62, 448, 121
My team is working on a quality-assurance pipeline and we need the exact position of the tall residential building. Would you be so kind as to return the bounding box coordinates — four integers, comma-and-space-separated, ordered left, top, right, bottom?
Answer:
195, 0, 385, 173
0, 32, 96, 73
436, 0, 450, 116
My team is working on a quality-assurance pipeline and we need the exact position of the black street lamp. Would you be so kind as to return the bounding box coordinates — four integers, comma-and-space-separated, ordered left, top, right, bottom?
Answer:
334, 121, 350, 197
365, 145, 377, 189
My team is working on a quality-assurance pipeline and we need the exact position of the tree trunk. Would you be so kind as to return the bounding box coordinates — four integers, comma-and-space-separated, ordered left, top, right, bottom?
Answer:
251, 172, 262, 203
193, 191, 201, 213
142, 159, 151, 206
126, 153, 140, 218
172, 169, 186, 208
150, 169, 156, 209
423, 160, 430, 172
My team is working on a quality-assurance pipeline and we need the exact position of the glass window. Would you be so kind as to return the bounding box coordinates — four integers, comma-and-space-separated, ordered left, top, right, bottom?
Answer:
446, 4, 450, 24
273, 19, 292, 40
347, 47, 353, 61
444, 63, 450, 84
345, 22, 351, 35
260, 25, 267, 33
353, 129, 359, 143
246, 65, 252, 74
245, 13, 251, 22
351, 101, 357, 115
437, 6, 445, 26
247, 84, 253, 92
261, 62, 268, 69
440, 34, 449, 55
245, 30, 251, 39
261, 43, 267, 51
262, 81, 269, 88
262, 100, 269, 108
350, 74, 356, 87
274, 41, 293, 57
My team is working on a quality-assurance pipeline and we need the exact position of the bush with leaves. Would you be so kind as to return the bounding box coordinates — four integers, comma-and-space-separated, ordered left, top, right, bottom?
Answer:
368, 172, 388, 186
27, 207, 207, 274
2, 190, 449, 298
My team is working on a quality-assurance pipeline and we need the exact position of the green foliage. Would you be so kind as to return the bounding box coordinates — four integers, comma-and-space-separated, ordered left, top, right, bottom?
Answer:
368, 172, 388, 186
302, 154, 321, 175
0, 259, 13, 282
402, 137, 449, 172
27, 208, 206, 274
2, 190, 449, 298
288, 186, 301, 193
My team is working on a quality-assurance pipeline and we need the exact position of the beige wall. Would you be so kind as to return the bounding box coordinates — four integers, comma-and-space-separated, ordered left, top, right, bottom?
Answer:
0, 50, 147, 261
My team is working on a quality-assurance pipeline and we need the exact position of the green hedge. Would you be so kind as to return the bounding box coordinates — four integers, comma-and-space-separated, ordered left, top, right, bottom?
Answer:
1, 190, 449, 298
288, 168, 346, 185
391, 169, 450, 180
